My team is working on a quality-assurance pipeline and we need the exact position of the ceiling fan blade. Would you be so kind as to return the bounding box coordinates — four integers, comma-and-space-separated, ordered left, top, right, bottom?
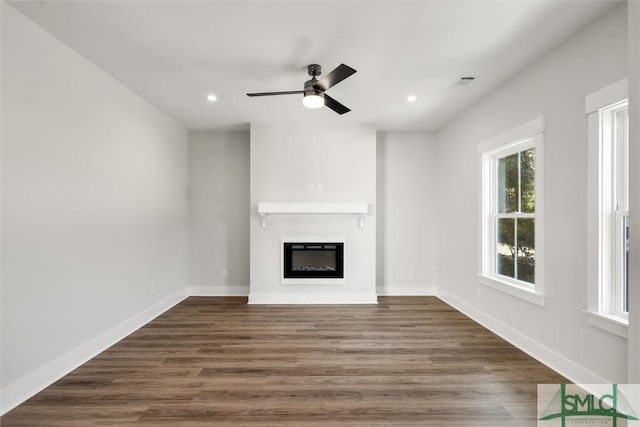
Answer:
246, 90, 304, 97
324, 94, 351, 115
313, 64, 357, 91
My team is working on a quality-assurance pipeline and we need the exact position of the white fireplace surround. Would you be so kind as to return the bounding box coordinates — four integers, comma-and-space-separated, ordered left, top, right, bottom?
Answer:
249, 123, 377, 305
281, 237, 347, 285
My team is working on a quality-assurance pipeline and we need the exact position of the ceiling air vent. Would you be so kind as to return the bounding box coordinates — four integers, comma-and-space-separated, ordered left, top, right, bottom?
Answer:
455, 76, 476, 86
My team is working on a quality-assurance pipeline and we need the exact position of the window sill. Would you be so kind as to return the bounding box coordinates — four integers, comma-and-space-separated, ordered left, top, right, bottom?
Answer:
478, 274, 545, 307
584, 310, 628, 339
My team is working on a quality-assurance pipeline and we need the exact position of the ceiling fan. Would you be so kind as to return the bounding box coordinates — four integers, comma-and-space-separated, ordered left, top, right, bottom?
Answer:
246, 63, 357, 115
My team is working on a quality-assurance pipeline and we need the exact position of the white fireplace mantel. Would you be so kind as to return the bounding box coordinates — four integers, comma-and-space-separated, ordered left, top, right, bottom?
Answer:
257, 202, 369, 229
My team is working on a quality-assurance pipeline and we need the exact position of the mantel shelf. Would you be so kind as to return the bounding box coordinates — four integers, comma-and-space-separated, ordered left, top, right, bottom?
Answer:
257, 202, 369, 229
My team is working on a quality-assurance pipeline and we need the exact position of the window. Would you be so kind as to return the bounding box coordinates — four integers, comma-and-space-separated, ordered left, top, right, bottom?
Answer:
478, 118, 544, 306
585, 79, 628, 338
495, 145, 536, 284
611, 103, 629, 317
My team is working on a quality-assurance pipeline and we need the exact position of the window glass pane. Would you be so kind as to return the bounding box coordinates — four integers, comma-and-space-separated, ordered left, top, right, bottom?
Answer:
520, 148, 535, 213
497, 218, 515, 278
517, 218, 535, 283
615, 108, 629, 211
498, 154, 518, 213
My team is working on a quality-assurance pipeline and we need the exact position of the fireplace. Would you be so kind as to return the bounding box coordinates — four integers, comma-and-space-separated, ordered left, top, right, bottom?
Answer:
282, 241, 344, 280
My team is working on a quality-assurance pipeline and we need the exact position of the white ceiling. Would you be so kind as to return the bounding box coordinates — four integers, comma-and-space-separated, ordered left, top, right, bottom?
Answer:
10, 0, 619, 131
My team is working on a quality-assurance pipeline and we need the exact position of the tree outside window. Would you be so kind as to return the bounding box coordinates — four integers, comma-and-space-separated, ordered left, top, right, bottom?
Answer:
495, 148, 535, 284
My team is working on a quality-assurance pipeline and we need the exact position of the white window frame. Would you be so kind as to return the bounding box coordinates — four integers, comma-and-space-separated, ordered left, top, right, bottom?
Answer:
478, 117, 545, 306
585, 78, 629, 339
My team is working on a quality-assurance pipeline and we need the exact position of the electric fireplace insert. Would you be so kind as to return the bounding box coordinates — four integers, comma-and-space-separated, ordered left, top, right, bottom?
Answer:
283, 242, 344, 279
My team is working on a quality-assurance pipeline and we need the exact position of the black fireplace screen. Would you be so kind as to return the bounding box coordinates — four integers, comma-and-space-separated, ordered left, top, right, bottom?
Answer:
283, 242, 344, 279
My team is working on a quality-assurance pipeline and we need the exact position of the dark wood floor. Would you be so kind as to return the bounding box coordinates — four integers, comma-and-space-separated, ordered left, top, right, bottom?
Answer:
2, 296, 566, 426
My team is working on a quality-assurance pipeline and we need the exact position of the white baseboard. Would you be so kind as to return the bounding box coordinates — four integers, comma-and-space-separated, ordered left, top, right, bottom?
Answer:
248, 292, 378, 304
0, 289, 188, 416
377, 286, 436, 296
189, 286, 249, 296
437, 291, 610, 385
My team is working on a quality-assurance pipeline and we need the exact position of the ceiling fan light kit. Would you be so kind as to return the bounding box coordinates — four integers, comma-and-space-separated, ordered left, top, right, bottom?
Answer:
247, 63, 356, 114
302, 91, 324, 109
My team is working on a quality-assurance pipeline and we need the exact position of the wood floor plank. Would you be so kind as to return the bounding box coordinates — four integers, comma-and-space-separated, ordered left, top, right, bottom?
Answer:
1, 296, 566, 426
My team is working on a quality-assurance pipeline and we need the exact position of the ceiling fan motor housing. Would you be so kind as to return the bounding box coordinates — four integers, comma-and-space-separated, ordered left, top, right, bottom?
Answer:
304, 78, 323, 94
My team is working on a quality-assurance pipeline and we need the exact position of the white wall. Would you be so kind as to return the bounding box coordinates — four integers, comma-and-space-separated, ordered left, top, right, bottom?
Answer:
377, 132, 438, 295
1, 3, 189, 411
628, 0, 640, 383
188, 130, 250, 295
435, 4, 628, 384
249, 123, 377, 303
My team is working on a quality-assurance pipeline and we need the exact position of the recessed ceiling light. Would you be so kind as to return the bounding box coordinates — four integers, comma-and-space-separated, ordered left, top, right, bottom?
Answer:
407, 95, 417, 103
207, 94, 217, 102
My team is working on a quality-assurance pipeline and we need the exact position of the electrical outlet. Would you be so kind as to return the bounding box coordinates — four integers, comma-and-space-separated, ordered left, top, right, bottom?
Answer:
222, 270, 228, 279
150, 284, 156, 296
408, 270, 415, 280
